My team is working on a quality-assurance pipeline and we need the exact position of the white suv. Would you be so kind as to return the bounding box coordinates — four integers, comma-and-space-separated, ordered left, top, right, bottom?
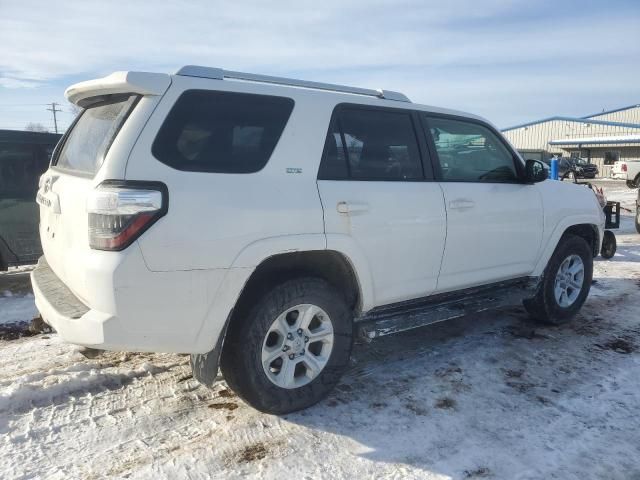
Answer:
32, 66, 605, 413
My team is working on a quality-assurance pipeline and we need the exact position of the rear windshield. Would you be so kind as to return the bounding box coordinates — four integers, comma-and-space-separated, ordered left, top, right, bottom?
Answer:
54, 94, 138, 176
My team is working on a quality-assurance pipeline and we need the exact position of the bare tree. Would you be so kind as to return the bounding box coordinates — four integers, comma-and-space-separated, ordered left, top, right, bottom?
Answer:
24, 122, 49, 133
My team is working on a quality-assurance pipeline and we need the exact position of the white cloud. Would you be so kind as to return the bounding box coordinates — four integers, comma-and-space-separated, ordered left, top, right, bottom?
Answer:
0, 77, 41, 89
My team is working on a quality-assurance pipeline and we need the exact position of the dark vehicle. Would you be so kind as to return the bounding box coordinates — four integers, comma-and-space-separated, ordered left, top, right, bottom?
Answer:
0, 130, 61, 270
559, 157, 599, 179
539, 157, 598, 179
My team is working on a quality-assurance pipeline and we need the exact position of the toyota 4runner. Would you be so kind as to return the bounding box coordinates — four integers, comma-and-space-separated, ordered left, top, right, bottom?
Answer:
32, 67, 605, 413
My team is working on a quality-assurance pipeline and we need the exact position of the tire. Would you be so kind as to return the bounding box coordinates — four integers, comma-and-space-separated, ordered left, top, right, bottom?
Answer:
636, 208, 640, 234
626, 180, 637, 189
524, 234, 593, 325
220, 277, 353, 414
600, 230, 617, 259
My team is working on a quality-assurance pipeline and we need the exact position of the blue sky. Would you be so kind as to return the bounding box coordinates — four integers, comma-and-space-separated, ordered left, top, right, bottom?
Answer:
1, 0, 639, 132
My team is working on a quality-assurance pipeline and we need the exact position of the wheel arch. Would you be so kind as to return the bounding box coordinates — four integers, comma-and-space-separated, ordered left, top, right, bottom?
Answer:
191, 248, 364, 386
192, 242, 368, 356
563, 223, 600, 258
230, 234, 375, 312
533, 219, 601, 276
232, 249, 364, 321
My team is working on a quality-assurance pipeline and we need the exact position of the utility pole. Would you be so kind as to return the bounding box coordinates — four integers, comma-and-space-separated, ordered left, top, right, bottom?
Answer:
47, 102, 61, 134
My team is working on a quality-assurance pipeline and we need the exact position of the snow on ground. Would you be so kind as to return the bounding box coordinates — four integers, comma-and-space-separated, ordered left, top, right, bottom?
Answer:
0, 184, 639, 479
0, 267, 38, 333
594, 180, 638, 212
0, 294, 37, 326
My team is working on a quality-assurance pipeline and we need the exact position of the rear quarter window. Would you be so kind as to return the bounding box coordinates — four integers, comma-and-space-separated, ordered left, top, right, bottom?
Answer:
152, 90, 294, 173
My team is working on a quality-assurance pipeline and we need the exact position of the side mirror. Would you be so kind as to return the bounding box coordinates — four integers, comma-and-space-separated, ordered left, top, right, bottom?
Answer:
525, 159, 548, 183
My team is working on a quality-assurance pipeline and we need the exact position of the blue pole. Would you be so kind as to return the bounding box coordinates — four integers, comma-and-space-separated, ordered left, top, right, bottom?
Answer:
550, 157, 559, 180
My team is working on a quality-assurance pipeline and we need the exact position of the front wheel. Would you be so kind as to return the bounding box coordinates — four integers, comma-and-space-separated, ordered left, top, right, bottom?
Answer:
524, 234, 593, 325
626, 180, 637, 189
220, 277, 353, 414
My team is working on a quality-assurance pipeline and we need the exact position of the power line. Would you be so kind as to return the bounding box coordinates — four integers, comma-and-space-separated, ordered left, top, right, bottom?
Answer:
46, 102, 62, 134
0, 103, 51, 107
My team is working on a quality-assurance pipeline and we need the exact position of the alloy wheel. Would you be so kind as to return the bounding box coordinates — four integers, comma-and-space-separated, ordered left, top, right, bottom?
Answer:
554, 254, 585, 307
261, 304, 334, 389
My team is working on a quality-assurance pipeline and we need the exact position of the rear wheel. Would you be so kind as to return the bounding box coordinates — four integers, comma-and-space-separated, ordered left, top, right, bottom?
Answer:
220, 277, 353, 414
524, 234, 593, 325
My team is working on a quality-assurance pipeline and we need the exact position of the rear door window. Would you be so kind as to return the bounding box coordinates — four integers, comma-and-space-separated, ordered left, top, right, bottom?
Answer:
54, 95, 138, 176
152, 90, 294, 173
319, 106, 423, 181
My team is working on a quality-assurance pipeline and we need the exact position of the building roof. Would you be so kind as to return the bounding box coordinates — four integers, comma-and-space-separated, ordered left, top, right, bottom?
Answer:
502, 115, 640, 132
581, 104, 640, 119
549, 134, 640, 146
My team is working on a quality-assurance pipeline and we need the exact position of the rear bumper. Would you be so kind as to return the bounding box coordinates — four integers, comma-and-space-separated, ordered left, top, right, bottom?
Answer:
31, 253, 248, 353
31, 257, 112, 346
610, 172, 627, 180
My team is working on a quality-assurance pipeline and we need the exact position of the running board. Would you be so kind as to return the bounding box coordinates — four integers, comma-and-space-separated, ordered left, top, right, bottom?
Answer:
357, 278, 537, 340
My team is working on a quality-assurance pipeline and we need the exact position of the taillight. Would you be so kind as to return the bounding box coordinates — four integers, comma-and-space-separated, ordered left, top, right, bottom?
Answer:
87, 181, 168, 251
621, 163, 627, 172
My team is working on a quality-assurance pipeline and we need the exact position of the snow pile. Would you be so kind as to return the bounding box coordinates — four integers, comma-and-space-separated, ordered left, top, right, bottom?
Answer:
0, 267, 37, 327
0, 271, 38, 341
0, 293, 37, 326
4, 265, 35, 274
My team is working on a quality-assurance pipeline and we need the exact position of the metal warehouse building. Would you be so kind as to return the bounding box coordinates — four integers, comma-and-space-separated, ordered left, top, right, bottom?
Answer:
502, 104, 640, 177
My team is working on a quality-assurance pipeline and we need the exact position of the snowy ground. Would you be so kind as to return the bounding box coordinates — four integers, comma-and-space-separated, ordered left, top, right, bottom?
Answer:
1, 183, 639, 479
0, 265, 38, 340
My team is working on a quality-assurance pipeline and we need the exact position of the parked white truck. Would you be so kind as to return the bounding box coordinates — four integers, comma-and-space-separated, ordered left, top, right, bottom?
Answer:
32, 67, 605, 413
612, 160, 640, 188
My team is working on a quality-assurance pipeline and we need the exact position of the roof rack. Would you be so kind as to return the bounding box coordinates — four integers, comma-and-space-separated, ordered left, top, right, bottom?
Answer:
175, 65, 411, 103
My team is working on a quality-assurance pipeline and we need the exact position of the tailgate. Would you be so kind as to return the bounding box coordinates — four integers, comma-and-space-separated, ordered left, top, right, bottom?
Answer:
612, 162, 625, 174
36, 95, 140, 302
37, 171, 95, 300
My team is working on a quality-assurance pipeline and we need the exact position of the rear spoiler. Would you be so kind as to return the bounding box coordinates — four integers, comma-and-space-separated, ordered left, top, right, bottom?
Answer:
65, 71, 171, 107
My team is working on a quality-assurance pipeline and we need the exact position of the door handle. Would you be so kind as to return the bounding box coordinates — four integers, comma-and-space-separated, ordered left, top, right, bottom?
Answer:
337, 201, 369, 214
449, 199, 475, 210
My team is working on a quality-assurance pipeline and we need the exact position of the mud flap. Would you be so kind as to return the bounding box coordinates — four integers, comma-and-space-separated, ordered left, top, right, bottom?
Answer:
189, 323, 227, 388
